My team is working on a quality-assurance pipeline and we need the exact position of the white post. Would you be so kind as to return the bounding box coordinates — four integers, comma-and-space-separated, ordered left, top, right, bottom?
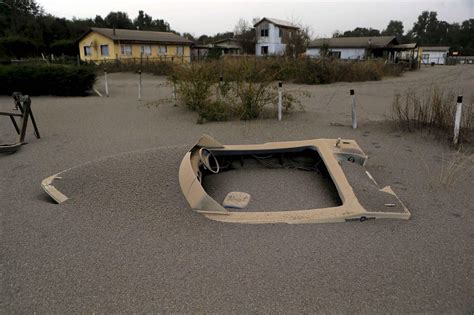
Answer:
278, 81, 282, 121
351, 89, 357, 129
173, 83, 177, 106
453, 95, 463, 145
104, 69, 109, 97
218, 76, 223, 101
138, 69, 142, 101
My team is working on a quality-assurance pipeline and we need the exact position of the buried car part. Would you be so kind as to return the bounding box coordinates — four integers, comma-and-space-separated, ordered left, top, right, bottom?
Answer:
179, 134, 411, 224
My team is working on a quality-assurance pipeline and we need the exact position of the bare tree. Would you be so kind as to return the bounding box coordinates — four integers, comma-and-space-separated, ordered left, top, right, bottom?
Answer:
286, 23, 313, 57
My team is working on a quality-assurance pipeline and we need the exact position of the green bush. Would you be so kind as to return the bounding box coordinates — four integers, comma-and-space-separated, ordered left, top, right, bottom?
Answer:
0, 64, 96, 96
50, 39, 77, 56
0, 36, 38, 59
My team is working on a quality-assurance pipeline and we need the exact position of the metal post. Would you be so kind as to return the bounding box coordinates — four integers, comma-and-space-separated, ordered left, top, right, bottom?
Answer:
278, 81, 282, 121
104, 68, 109, 97
350, 89, 357, 129
138, 70, 142, 101
453, 95, 463, 145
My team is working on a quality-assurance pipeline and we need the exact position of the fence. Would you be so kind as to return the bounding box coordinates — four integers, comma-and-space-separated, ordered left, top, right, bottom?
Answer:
447, 56, 474, 65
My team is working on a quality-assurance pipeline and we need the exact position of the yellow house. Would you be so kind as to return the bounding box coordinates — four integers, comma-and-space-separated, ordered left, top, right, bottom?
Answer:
78, 27, 192, 62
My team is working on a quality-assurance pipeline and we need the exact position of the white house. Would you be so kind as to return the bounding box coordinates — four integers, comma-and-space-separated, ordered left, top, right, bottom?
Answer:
254, 17, 299, 56
420, 46, 450, 65
306, 36, 399, 60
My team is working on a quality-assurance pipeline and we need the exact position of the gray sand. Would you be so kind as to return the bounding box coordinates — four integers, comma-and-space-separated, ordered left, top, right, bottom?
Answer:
1, 65, 473, 313
202, 158, 341, 211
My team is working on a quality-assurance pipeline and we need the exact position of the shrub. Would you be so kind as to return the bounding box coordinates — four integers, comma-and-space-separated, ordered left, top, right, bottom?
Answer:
391, 86, 473, 142
291, 58, 402, 84
49, 39, 77, 56
171, 58, 306, 123
94, 59, 175, 76
0, 64, 96, 96
0, 36, 38, 59
172, 62, 217, 111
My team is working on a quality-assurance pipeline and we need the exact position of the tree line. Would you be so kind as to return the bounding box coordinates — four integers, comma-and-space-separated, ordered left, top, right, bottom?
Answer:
334, 12, 473, 54
0, 0, 473, 59
0, 0, 174, 58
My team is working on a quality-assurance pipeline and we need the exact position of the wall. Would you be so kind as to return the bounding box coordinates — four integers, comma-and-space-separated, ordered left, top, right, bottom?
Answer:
114, 43, 191, 62
79, 31, 191, 62
306, 47, 366, 59
421, 50, 447, 65
79, 32, 115, 61
255, 21, 286, 56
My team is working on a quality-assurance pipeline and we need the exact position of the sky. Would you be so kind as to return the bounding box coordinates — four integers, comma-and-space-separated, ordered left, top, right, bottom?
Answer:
38, 0, 473, 37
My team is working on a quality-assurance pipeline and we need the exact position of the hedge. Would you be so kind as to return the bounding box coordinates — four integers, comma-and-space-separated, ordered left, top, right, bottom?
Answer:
0, 64, 96, 96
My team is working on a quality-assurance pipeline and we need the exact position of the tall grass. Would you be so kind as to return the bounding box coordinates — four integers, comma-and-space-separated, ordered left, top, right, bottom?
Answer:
392, 86, 473, 142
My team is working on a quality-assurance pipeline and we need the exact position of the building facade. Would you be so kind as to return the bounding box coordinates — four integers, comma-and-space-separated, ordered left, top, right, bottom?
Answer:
420, 47, 450, 65
254, 17, 299, 56
306, 36, 400, 60
78, 28, 192, 62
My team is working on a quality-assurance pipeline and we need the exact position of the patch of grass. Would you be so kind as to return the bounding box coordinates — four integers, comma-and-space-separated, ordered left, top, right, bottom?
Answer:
392, 86, 473, 143
438, 150, 473, 186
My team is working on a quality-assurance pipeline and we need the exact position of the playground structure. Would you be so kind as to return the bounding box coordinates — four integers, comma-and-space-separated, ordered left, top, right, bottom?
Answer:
0, 92, 40, 153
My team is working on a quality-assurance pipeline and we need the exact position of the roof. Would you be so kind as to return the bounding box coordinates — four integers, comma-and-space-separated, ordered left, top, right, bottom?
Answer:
210, 38, 242, 50
421, 46, 450, 51
308, 36, 398, 48
254, 17, 299, 29
79, 27, 193, 45
213, 38, 240, 44
391, 43, 417, 49
215, 43, 242, 50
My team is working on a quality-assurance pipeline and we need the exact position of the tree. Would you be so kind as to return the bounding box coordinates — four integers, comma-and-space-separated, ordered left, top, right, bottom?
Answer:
286, 24, 312, 57
382, 20, 404, 39
133, 10, 152, 30
234, 18, 250, 35
412, 11, 441, 45
151, 19, 170, 32
104, 11, 133, 29
340, 27, 381, 37
94, 15, 105, 27
233, 18, 255, 54
182, 32, 195, 41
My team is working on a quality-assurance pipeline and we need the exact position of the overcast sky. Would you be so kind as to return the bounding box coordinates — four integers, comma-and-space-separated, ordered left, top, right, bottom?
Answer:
37, 0, 473, 37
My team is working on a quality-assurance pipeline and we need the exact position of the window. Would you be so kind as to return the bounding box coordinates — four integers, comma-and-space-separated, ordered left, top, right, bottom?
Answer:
83, 46, 92, 56
261, 46, 268, 55
260, 29, 269, 37
279, 28, 283, 37
177, 46, 184, 56
140, 45, 152, 56
329, 51, 341, 59
120, 44, 132, 56
100, 45, 109, 56
158, 45, 167, 55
